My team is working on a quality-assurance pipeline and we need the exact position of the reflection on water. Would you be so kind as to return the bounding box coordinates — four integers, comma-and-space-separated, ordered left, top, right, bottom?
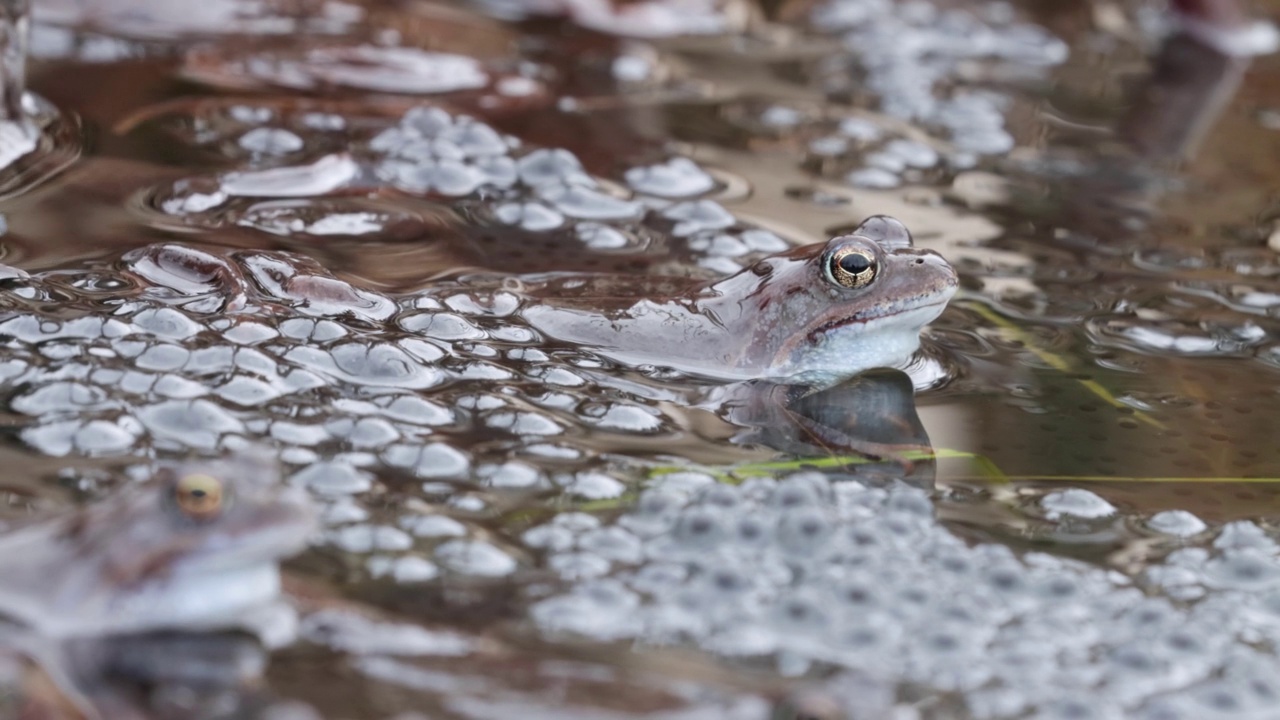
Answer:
2, 0, 1280, 717
0, 0, 79, 197
718, 368, 937, 486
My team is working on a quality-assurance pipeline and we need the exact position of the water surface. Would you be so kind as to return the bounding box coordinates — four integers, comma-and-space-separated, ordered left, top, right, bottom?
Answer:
6, 0, 1280, 717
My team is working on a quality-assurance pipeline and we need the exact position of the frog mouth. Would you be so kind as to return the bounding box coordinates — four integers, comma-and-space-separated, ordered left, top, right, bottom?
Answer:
807, 292, 953, 339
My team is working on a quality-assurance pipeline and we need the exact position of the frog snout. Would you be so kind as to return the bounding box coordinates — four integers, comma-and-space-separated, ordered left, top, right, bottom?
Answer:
908, 251, 959, 287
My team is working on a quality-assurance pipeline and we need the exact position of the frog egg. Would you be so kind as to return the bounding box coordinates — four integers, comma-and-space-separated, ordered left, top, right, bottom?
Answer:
837, 116, 883, 141
238, 127, 303, 155
263, 417, 325, 445
398, 107, 455, 138
769, 592, 832, 636
1202, 549, 1280, 591
480, 461, 545, 489
759, 105, 804, 128
549, 551, 612, 580
445, 290, 521, 317
329, 524, 413, 553
531, 580, 641, 640
586, 403, 663, 433
846, 167, 900, 189
1214, 521, 1278, 551
579, 526, 643, 564
438, 118, 508, 158
493, 201, 565, 231
624, 157, 715, 198
386, 158, 486, 197
627, 562, 689, 596
434, 540, 517, 577
731, 514, 774, 547
775, 506, 834, 556
522, 525, 577, 555
377, 395, 454, 427
516, 148, 592, 188
562, 471, 625, 500
1147, 510, 1209, 537
833, 575, 884, 614
1040, 488, 1117, 520
661, 200, 735, 236
21, 417, 132, 457
74, 419, 143, 455
130, 307, 203, 340
284, 341, 441, 389
617, 488, 685, 537
671, 506, 730, 552
278, 318, 347, 342
766, 474, 827, 509
401, 514, 467, 540
290, 461, 372, 496
831, 613, 905, 662
137, 399, 245, 450
902, 627, 995, 692
575, 222, 632, 250
651, 471, 717, 497
485, 410, 564, 437
539, 184, 642, 222
696, 565, 754, 599
696, 483, 742, 510
882, 138, 939, 168
11, 381, 112, 416
380, 442, 470, 479
397, 311, 485, 341
221, 322, 277, 345
1033, 697, 1125, 720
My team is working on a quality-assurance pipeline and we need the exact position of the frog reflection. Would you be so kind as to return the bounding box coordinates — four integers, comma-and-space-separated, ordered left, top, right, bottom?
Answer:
1025, 0, 1274, 238
717, 368, 936, 488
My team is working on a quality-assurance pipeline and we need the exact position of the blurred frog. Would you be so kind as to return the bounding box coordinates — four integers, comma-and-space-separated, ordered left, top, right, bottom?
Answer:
0, 450, 317, 719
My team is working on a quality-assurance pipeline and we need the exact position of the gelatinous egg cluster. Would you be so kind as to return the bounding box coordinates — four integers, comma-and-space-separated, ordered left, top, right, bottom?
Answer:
813, 0, 1066, 155
139, 102, 790, 276
0, 230, 695, 582
529, 471, 1280, 719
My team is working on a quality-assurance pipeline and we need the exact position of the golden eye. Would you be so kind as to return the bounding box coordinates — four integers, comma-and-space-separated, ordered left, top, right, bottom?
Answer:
827, 247, 878, 289
173, 473, 225, 520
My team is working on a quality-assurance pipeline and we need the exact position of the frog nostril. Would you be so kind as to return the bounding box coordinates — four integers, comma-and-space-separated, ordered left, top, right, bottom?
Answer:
913, 258, 925, 265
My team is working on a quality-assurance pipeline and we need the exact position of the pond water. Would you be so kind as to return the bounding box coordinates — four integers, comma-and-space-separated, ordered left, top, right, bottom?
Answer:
4, 0, 1280, 718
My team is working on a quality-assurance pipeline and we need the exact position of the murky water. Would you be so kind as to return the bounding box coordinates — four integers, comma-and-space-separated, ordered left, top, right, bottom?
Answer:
5, 0, 1280, 717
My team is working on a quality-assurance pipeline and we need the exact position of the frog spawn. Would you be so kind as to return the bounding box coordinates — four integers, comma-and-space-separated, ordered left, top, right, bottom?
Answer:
135, 102, 782, 274
811, 0, 1066, 156
523, 471, 1280, 719
0, 247, 693, 582
3, 153, 1280, 720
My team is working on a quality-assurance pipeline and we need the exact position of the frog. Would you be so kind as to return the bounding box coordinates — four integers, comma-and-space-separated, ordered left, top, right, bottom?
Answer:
0, 451, 315, 644
520, 215, 958, 385
0, 451, 316, 717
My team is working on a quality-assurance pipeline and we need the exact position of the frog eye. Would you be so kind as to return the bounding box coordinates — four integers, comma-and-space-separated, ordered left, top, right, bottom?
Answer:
826, 247, 878, 289
173, 473, 226, 520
